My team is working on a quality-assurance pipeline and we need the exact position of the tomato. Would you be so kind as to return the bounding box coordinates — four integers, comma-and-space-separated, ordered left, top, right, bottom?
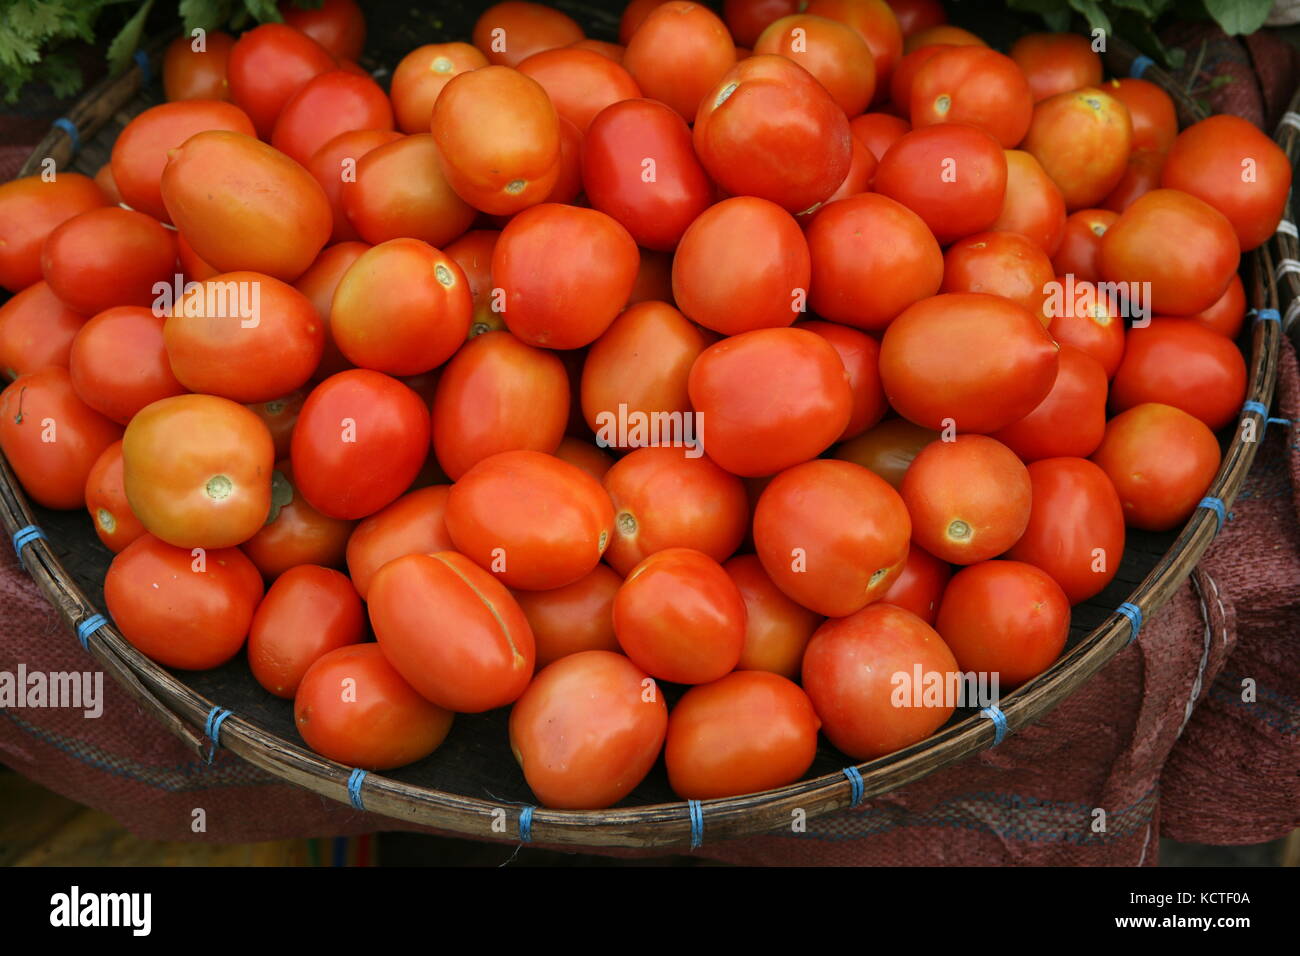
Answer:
513, 565, 623, 667
888, 0, 946, 35
517, 47, 641, 133
432, 65, 561, 215
176, 232, 218, 282
162, 30, 236, 101
582, 98, 713, 251
672, 197, 808, 335
41, 208, 177, 316
1052, 209, 1117, 281
1102, 147, 1165, 213
110, 100, 255, 222
94, 163, 122, 205
802, 602, 958, 759
248, 564, 365, 699
694, 55, 852, 215
1045, 278, 1125, 379
623, 1, 735, 122
1103, 78, 1175, 154
295, 643, 453, 769
493, 204, 639, 348
808, 134, 877, 211
665, 671, 820, 798
832, 417, 937, 488
724, 554, 821, 677
105, 534, 263, 670
904, 24, 983, 53
432, 331, 568, 479
0, 282, 86, 381
271, 70, 394, 167
1160, 114, 1293, 251
509, 650, 666, 809
614, 548, 746, 684
542, 116, 585, 205
941, 231, 1055, 325
1100, 189, 1239, 316
990, 344, 1107, 462
242, 464, 355, 579
1009, 32, 1102, 102
165, 271, 323, 403
581, 301, 710, 440
991, 149, 1067, 257
874, 123, 1007, 245
688, 327, 853, 477
628, 249, 675, 305
307, 130, 404, 246
161, 130, 332, 282
1187, 273, 1246, 339
444, 230, 500, 339
555, 437, 614, 481
293, 242, 368, 380
806, 193, 943, 331
342, 485, 452, 600
879, 293, 1059, 433
227, 23, 337, 138
936, 560, 1069, 687
280, 0, 367, 62
390, 43, 488, 133
878, 542, 950, 624
900, 435, 1032, 564
802, 0, 903, 95
84, 441, 146, 554
849, 110, 909, 161
445, 450, 614, 590
1006, 457, 1125, 605
602, 446, 748, 575
1109, 319, 1247, 431
68, 306, 185, 425
755, 14, 876, 117
473, 1, 584, 67
800, 320, 887, 439
0, 174, 107, 293
1091, 403, 1221, 532
1023, 87, 1132, 211
370, 550, 535, 712
724, 0, 798, 47
569, 38, 625, 61
329, 239, 471, 375
0, 368, 121, 510
754, 458, 911, 616
909, 46, 1031, 147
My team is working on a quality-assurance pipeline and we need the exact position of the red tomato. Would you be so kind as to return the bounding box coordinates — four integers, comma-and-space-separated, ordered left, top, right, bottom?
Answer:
340, 134, 475, 248
513, 565, 623, 667
623, 1, 736, 122
105, 534, 263, 670
568, 39, 625, 61
0, 174, 107, 293
849, 110, 909, 161
0, 281, 86, 381
724, 554, 821, 678
807, 134, 877, 211
909, 46, 1031, 147
227, 23, 337, 138
69, 306, 186, 425
1186, 274, 1246, 339
295, 644, 454, 769
305, 128, 406, 242
803, 0, 903, 95
1102, 147, 1165, 213
628, 249, 675, 304
0, 367, 122, 510
1009, 32, 1102, 102
990, 344, 1108, 462
874, 123, 1008, 245
345, 485, 453, 599
493, 203, 639, 348
879, 293, 1060, 433
390, 43, 488, 133
802, 602, 958, 759
293, 241, 369, 380
271, 70, 394, 167
1052, 209, 1117, 282
1006, 457, 1125, 605
582, 98, 713, 251
241, 463, 355, 579
84, 441, 146, 554
888, 0, 946, 35
800, 320, 887, 439
41, 207, 177, 316
280, 0, 367, 62
541, 116, 584, 205
444, 230, 501, 338
832, 417, 937, 489
904, 24, 983, 53
1109, 319, 1247, 431
369, 550, 536, 712
724, 0, 799, 47
754, 458, 911, 616
290, 369, 430, 519
672, 197, 809, 335
517, 47, 641, 132
1104, 78, 1177, 154
991, 149, 1067, 257
1090, 403, 1221, 531
509, 650, 666, 809
1023, 87, 1132, 211
688, 327, 853, 476
665, 671, 820, 798
693, 54, 852, 215
754, 14, 876, 117
614, 548, 746, 684
887, 43, 944, 115
249, 565, 365, 698
162, 30, 236, 101
900, 435, 1032, 564
176, 231, 218, 282
941, 231, 1055, 325
1045, 277, 1126, 379
473, 1, 584, 67
878, 542, 950, 624
555, 437, 615, 481
806, 193, 943, 331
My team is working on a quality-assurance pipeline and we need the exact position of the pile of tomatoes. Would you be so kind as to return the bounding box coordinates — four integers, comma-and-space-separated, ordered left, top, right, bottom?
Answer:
0, 0, 1290, 812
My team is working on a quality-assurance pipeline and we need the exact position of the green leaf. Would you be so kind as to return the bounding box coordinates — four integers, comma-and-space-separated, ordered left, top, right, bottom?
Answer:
1068, 0, 1114, 35
1203, 0, 1271, 35
105, 0, 155, 76
38, 50, 84, 99
243, 0, 284, 23
179, 0, 231, 34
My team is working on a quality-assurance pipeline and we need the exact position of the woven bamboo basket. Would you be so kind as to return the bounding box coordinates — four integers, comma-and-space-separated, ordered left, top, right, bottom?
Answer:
0, 4, 1287, 850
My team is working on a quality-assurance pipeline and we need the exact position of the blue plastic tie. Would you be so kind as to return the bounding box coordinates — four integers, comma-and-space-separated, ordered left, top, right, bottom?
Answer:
1130, 55, 1154, 78
1253, 308, 1281, 324
1267, 417, 1293, 428
203, 706, 232, 764
518, 805, 534, 843
11, 524, 45, 569
1116, 602, 1143, 645
979, 706, 1008, 746
52, 117, 80, 154
1242, 400, 1269, 417
75, 613, 107, 652
687, 799, 704, 849
1198, 496, 1226, 532
133, 48, 152, 86
842, 766, 865, 808
347, 768, 367, 811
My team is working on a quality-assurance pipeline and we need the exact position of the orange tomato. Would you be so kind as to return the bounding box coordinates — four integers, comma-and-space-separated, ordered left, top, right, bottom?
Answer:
800, 320, 888, 439
1045, 277, 1125, 379
293, 242, 369, 380
1105, 78, 1177, 153
226, 23, 336, 138
754, 14, 876, 117
241, 464, 355, 579
1023, 87, 1132, 211
1109, 319, 1247, 431
1009, 32, 1102, 102
0, 173, 107, 293
832, 417, 937, 488
162, 30, 236, 101
990, 344, 1108, 462
390, 42, 489, 133
342, 134, 476, 248
909, 46, 1032, 147
0, 282, 86, 381
991, 149, 1067, 257
1052, 209, 1118, 282
517, 47, 641, 132
69, 306, 186, 425
249, 565, 365, 698
512, 564, 624, 667
306, 128, 404, 244
345, 485, 453, 600
878, 542, 950, 624
725, 554, 822, 678
84, 441, 147, 553
941, 231, 1055, 325
41, 207, 178, 316
473, 1, 584, 67
623, 1, 736, 122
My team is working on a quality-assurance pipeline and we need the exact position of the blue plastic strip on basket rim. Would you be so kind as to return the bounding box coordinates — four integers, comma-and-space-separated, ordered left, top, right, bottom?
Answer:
687, 799, 704, 849
1253, 308, 1281, 324
518, 805, 535, 843
133, 48, 152, 86
1130, 55, 1154, 78
979, 706, 1008, 746
203, 706, 232, 764
11, 524, 46, 569
842, 766, 865, 808
347, 768, 367, 811
1242, 400, 1269, 417
1198, 496, 1227, 532
75, 613, 107, 652
1116, 601, 1143, 646
52, 117, 80, 154
1267, 417, 1294, 428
